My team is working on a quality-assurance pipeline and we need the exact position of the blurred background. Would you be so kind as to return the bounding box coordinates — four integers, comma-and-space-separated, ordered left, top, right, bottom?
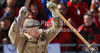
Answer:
0, 0, 100, 53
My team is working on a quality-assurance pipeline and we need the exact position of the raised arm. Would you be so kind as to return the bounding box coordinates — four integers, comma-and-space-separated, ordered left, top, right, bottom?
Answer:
8, 6, 28, 44
44, 1, 62, 42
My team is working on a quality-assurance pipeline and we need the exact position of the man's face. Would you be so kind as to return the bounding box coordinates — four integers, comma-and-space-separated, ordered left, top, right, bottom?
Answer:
25, 26, 39, 38
57, 5, 67, 16
0, 19, 11, 30
7, 0, 16, 6
84, 15, 93, 27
